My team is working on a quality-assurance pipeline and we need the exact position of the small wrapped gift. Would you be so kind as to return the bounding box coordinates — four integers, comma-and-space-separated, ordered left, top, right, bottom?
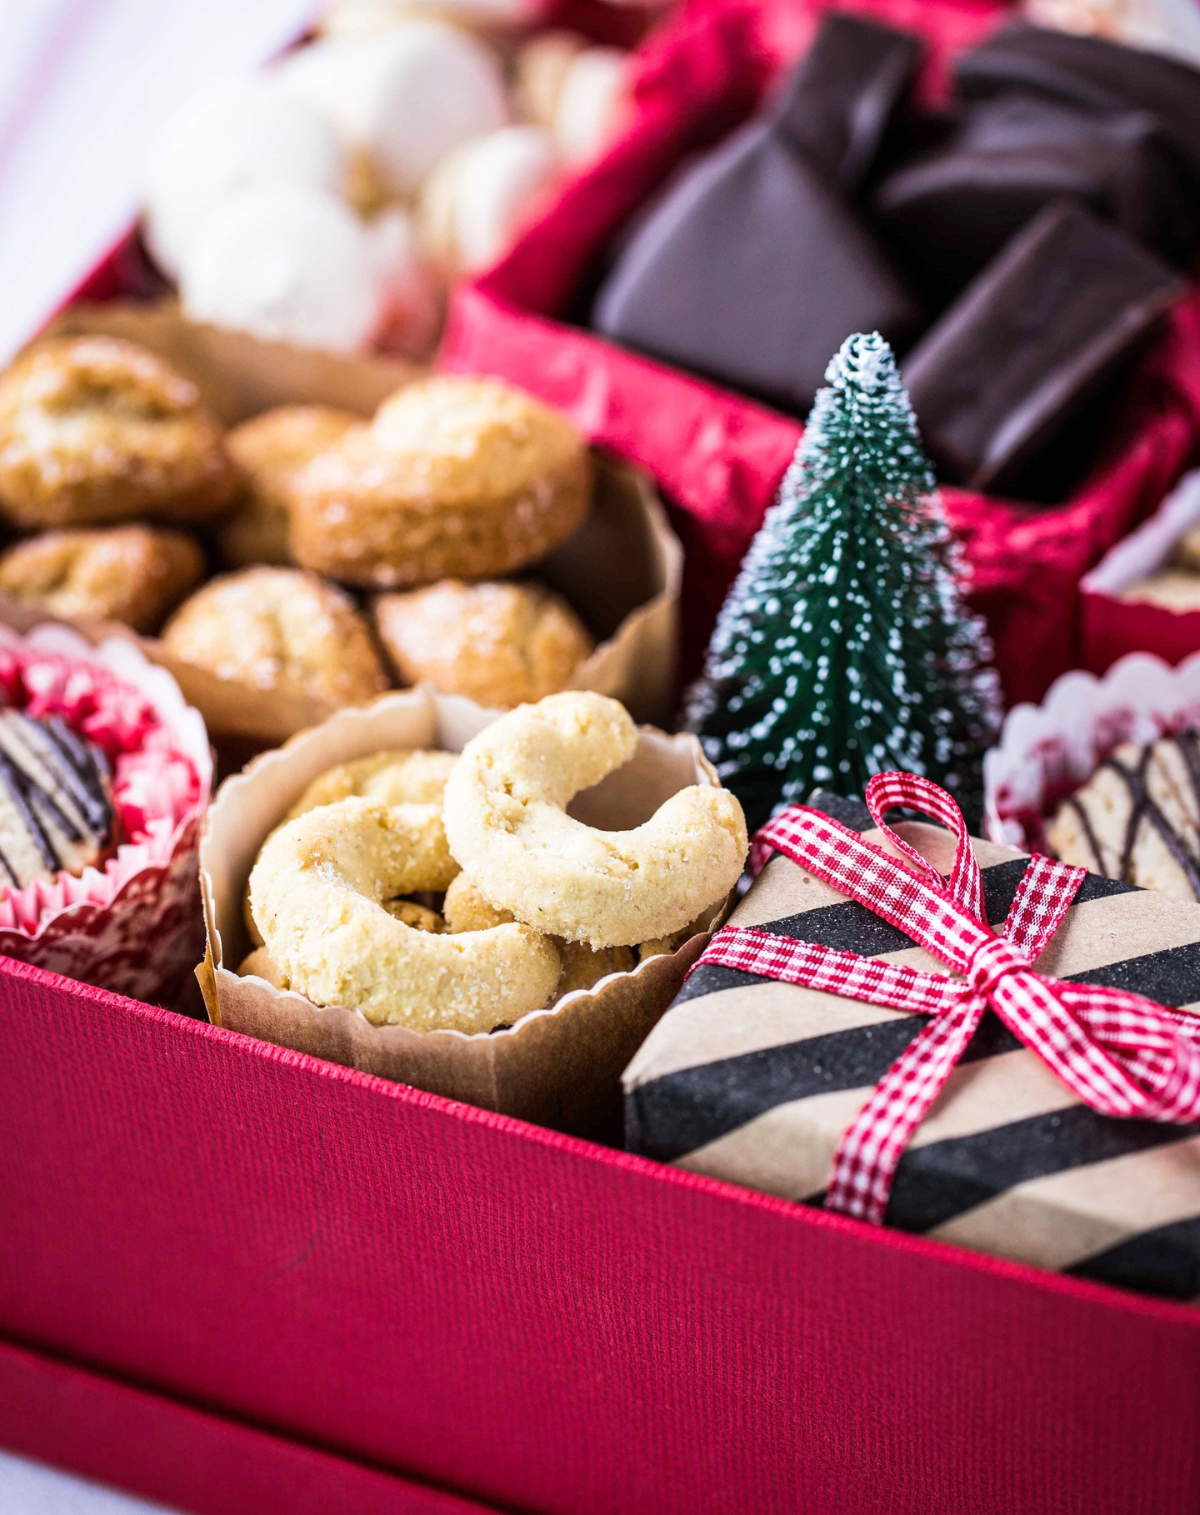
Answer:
624, 773, 1200, 1301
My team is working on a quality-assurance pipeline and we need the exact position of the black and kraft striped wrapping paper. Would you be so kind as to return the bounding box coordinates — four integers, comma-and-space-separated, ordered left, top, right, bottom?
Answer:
623, 795, 1200, 1300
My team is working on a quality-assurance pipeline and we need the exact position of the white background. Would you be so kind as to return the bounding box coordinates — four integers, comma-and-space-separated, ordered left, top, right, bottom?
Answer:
0, 5, 315, 1506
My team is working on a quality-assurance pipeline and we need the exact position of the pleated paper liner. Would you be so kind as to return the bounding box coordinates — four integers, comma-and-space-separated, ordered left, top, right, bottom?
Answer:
1, 300, 682, 750
0, 622, 211, 1005
198, 686, 730, 1137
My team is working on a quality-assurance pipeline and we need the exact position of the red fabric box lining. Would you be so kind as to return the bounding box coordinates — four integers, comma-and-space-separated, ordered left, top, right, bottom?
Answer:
442, 0, 1200, 704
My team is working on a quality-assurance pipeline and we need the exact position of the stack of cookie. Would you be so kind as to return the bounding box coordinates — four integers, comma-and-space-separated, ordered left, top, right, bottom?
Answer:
141, 7, 631, 356
237, 692, 748, 1036
0, 333, 610, 718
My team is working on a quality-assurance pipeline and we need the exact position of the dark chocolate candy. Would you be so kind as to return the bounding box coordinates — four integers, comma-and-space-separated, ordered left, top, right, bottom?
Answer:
875, 93, 1199, 294
957, 22, 1200, 187
767, 11, 923, 191
902, 200, 1184, 492
0, 711, 113, 889
592, 120, 922, 412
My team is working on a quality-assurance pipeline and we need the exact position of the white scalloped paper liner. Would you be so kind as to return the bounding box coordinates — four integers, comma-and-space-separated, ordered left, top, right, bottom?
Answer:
0, 623, 212, 1004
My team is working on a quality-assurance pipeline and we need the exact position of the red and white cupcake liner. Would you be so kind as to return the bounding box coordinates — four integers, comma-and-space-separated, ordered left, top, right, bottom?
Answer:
0, 624, 212, 1005
985, 650, 1200, 854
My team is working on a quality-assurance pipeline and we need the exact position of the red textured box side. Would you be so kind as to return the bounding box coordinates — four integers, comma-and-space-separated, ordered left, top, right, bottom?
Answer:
439, 0, 1200, 703
2, 953, 1200, 1515
0, 1334, 498, 1515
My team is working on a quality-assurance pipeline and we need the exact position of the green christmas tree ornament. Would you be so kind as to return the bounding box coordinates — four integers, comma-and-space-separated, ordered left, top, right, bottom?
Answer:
687, 330, 1001, 833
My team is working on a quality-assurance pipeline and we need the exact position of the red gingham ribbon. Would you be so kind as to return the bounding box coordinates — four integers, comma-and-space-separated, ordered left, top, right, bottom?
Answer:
697, 772, 1200, 1224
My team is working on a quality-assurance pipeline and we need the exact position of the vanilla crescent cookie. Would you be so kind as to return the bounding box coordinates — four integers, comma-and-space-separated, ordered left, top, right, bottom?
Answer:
286, 748, 458, 890
249, 795, 560, 1033
443, 870, 633, 994
244, 748, 458, 948
442, 691, 748, 948
288, 376, 591, 589
0, 337, 238, 529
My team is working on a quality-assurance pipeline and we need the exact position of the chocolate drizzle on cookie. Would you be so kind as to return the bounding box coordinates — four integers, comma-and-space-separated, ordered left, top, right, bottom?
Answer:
1065, 730, 1200, 897
0, 710, 113, 888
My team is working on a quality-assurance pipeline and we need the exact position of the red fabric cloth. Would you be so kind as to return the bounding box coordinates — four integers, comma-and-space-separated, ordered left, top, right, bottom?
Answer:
3, 953, 1200, 1515
439, 0, 1200, 704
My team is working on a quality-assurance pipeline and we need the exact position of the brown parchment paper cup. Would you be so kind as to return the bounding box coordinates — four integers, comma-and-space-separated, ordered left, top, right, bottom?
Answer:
198, 687, 727, 1135
1, 301, 681, 748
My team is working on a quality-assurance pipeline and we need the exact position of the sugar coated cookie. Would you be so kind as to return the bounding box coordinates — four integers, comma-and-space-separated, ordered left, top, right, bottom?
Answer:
0, 525, 204, 633
442, 691, 748, 947
179, 183, 386, 354
289, 376, 591, 588
0, 337, 237, 530
162, 566, 388, 705
373, 579, 593, 708
249, 795, 560, 1032
143, 76, 345, 279
219, 404, 357, 568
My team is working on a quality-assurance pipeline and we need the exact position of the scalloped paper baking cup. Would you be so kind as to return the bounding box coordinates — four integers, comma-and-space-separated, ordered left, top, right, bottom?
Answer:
985, 650, 1200, 853
198, 686, 730, 1135
0, 623, 212, 1004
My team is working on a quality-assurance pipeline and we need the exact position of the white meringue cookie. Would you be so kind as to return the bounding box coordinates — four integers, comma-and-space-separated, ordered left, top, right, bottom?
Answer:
179, 183, 383, 353
142, 76, 345, 280
554, 47, 628, 164
419, 125, 560, 275
278, 21, 509, 200
514, 30, 587, 130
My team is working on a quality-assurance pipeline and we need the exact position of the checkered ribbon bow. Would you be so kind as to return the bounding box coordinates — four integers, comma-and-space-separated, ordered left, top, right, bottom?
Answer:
697, 772, 1200, 1225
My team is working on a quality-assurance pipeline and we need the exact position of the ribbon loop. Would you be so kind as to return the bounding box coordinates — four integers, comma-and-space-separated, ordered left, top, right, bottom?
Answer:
695, 774, 1200, 1225
964, 935, 1028, 999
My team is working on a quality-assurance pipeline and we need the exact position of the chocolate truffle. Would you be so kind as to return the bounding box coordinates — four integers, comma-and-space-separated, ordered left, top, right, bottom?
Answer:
902, 201, 1183, 492
875, 93, 1198, 293
767, 11, 923, 191
593, 121, 921, 412
956, 23, 1200, 188
0, 711, 113, 888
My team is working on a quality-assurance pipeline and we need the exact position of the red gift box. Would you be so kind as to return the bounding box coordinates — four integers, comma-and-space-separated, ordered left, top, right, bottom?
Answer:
7, 5, 1200, 1510
439, 0, 1200, 705
4, 954, 1200, 1515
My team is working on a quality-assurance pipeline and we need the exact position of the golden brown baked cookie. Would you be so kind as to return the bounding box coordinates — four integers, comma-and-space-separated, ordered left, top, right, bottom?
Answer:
1172, 526, 1200, 573
443, 692, 748, 949
289, 376, 591, 589
218, 404, 357, 568
1118, 571, 1200, 612
373, 579, 593, 707
161, 566, 388, 704
249, 795, 560, 1033
0, 525, 204, 633
0, 336, 238, 528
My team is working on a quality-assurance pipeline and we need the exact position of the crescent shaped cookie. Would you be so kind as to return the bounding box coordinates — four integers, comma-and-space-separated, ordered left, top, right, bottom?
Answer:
249, 795, 560, 1033
442, 691, 747, 948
